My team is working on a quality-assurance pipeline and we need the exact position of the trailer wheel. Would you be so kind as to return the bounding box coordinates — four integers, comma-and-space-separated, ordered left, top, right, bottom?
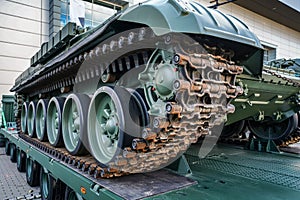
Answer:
5, 140, 10, 155
26, 157, 40, 186
0, 134, 6, 147
40, 167, 66, 200
62, 94, 90, 155
40, 168, 51, 200
65, 186, 84, 200
17, 149, 26, 172
10, 144, 17, 162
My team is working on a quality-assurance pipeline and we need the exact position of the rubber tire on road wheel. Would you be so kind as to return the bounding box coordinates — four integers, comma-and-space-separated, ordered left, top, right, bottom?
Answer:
26, 157, 40, 186
62, 93, 90, 155
47, 97, 65, 147
5, 140, 10, 156
65, 186, 84, 200
36, 99, 49, 141
10, 144, 17, 163
27, 101, 37, 138
17, 149, 26, 172
0, 140, 5, 147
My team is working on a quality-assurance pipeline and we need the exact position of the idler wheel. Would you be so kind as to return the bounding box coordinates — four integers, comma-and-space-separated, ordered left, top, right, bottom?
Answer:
248, 114, 298, 141
62, 93, 90, 155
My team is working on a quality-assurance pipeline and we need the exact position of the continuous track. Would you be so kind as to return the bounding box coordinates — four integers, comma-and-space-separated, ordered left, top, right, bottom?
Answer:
15, 28, 244, 177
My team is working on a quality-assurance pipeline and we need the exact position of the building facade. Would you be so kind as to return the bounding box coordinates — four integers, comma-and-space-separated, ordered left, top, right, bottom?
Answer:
0, 0, 49, 99
0, 0, 299, 101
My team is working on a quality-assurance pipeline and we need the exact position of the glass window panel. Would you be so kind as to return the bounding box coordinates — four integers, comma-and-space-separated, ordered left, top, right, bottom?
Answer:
84, 1, 92, 10
85, 20, 92, 27
61, 1, 68, 14
85, 9, 92, 20
92, 21, 100, 27
61, 14, 67, 27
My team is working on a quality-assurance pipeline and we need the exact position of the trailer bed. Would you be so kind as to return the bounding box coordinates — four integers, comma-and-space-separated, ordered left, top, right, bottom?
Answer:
2, 129, 300, 199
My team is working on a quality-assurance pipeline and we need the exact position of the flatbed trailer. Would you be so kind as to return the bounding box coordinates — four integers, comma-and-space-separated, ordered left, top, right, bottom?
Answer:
0, 129, 196, 200
2, 128, 300, 200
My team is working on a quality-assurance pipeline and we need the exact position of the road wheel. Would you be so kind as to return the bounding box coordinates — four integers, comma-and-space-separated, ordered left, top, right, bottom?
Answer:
47, 97, 65, 147
27, 101, 37, 137
248, 114, 298, 141
62, 94, 90, 155
21, 102, 29, 134
87, 86, 143, 165
36, 99, 49, 141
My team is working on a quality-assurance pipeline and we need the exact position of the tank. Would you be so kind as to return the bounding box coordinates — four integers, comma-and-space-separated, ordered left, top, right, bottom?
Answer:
222, 57, 300, 144
11, 0, 300, 177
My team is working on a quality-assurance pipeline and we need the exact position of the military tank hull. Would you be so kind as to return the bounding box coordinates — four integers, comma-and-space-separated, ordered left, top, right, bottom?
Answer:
222, 59, 300, 143
12, 0, 294, 177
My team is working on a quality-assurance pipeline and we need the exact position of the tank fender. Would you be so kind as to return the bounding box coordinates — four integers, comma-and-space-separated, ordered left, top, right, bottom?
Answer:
119, 0, 262, 48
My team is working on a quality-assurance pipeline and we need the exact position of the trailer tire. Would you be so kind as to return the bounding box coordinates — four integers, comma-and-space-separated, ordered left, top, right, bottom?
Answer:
40, 168, 54, 200
40, 167, 66, 200
53, 178, 66, 200
65, 186, 84, 200
26, 157, 40, 186
0, 140, 4, 147
10, 144, 17, 162
0, 134, 6, 147
17, 149, 26, 172
5, 140, 10, 155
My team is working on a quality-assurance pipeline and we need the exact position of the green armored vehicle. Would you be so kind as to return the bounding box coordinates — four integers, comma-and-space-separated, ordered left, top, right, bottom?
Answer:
222, 57, 300, 143
10, 0, 300, 183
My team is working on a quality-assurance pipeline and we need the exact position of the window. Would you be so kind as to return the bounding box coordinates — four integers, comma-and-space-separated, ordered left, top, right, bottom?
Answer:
262, 45, 276, 64
59, 0, 117, 28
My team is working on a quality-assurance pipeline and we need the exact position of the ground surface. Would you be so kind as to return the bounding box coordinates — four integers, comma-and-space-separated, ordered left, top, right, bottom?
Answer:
0, 148, 40, 200
146, 143, 300, 200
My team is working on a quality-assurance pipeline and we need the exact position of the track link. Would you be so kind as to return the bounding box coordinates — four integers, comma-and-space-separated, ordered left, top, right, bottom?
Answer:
17, 28, 243, 177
